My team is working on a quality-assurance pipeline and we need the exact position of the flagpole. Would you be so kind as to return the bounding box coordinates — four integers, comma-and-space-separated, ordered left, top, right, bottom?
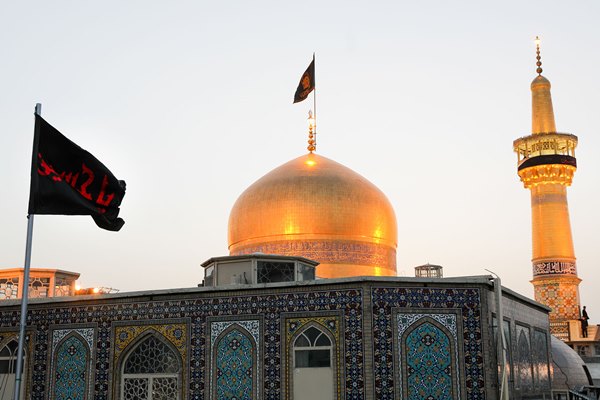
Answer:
313, 52, 317, 150
13, 103, 40, 400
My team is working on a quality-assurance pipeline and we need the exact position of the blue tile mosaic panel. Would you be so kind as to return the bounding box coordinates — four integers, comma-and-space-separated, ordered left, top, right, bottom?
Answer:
372, 287, 485, 400
0, 288, 364, 400
215, 328, 255, 400
210, 320, 260, 400
405, 322, 453, 400
396, 314, 459, 400
54, 335, 89, 400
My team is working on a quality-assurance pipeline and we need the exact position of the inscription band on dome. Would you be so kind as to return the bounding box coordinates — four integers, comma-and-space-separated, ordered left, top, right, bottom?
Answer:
231, 239, 396, 269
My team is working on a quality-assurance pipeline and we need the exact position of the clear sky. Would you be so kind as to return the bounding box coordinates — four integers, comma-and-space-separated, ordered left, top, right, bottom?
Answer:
1, 1, 599, 314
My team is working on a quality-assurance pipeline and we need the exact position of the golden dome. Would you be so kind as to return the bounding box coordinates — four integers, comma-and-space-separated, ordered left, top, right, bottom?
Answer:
228, 152, 397, 278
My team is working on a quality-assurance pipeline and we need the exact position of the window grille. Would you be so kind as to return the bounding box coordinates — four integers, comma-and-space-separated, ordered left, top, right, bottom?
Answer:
0, 339, 26, 400
29, 277, 50, 298
121, 335, 181, 400
54, 277, 72, 297
257, 261, 295, 283
0, 278, 19, 299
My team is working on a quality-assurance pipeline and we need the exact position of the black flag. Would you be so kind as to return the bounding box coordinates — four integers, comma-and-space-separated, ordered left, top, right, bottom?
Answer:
293, 57, 315, 103
28, 114, 126, 231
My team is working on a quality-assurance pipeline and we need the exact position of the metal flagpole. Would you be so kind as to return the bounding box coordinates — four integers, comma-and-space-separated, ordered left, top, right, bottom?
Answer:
13, 103, 41, 400
486, 269, 509, 400
313, 52, 317, 150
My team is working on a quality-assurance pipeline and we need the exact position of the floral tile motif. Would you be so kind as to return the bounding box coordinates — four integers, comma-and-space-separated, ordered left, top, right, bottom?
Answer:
372, 287, 484, 400
396, 313, 460, 400
114, 323, 187, 364
0, 288, 364, 400
50, 328, 95, 400
209, 320, 260, 400
53, 328, 95, 350
54, 335, 89, 400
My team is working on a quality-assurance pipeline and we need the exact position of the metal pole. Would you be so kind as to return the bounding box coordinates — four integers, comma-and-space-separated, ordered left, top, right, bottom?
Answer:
313, 52, 317, 151
13, 103, 41, 400
486, 269, 509, 400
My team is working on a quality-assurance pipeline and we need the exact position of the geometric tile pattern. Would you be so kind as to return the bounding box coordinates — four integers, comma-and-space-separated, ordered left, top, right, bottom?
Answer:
49, 325, 95, 399
0, 288, 364, 400
114, 323, 187, 366
121, 335, 181, 399
533, 279, 580, 320
210, 320, 260, 400
396, 313, 460, 400
372, 287, 484, 400
405, 322, 453, 400
53, 335, 89, 400
215, 328, 255, 400
113, 323, 188, 399
52, 328, 94, 350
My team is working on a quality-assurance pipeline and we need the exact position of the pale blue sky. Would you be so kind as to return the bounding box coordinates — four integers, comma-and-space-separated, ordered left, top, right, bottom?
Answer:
1, 1, 599, 314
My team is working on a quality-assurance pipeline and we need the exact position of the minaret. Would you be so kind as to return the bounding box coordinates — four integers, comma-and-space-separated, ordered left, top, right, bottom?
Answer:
513, 37, 581, 333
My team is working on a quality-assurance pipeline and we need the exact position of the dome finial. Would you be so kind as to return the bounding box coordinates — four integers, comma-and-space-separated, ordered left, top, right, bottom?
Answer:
535, 36, 543, 75
307, 109, 316, 153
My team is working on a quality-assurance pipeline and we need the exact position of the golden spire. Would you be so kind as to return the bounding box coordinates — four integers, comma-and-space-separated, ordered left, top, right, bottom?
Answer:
535, 36, 543, 75
531, 36, 557, 134
307, 110, 316, 152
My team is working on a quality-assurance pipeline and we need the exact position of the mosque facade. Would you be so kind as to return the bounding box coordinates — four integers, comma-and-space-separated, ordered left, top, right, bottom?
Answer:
0, 43, 597, 400
0, 268, 555, 400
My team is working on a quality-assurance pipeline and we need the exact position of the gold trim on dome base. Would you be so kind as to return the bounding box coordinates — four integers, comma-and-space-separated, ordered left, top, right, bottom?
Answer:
230, 239, 396, 278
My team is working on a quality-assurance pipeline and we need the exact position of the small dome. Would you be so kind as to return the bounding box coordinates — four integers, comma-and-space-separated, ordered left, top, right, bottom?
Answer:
551, 335, 592, 391
228, 153, 397, 278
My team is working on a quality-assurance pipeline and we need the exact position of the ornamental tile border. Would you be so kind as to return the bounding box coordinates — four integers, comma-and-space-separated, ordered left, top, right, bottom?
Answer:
371, 287, 485, 400
208, 318, 261, 400
0, 288, 364, 400
395, 312, 461, 400
110, 318, 190, 400
48, 325, 97, 400
52, 327, 95, 349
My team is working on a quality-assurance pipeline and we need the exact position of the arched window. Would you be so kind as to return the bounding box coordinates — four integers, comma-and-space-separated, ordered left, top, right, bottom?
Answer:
214, 327, 256, 400
120, 334, 182, 400
532, 330, 549, 390
0, 339, 26, 400
294, 326, 332, 368
516, 328, 533, 390
292, 326, 334, 400
404, 321, 454, 400
53, 334, 90, 400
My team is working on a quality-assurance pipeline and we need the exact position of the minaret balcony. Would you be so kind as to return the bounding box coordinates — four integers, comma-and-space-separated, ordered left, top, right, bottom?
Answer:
513, 132, 578, 165
517, 163, 576, 188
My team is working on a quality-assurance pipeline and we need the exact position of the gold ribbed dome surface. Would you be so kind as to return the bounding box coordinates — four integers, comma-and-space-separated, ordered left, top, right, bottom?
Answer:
228, 153, 397, 278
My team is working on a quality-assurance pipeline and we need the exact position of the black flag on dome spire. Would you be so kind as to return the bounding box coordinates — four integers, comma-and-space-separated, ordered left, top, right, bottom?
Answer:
293, 55, 315, 103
